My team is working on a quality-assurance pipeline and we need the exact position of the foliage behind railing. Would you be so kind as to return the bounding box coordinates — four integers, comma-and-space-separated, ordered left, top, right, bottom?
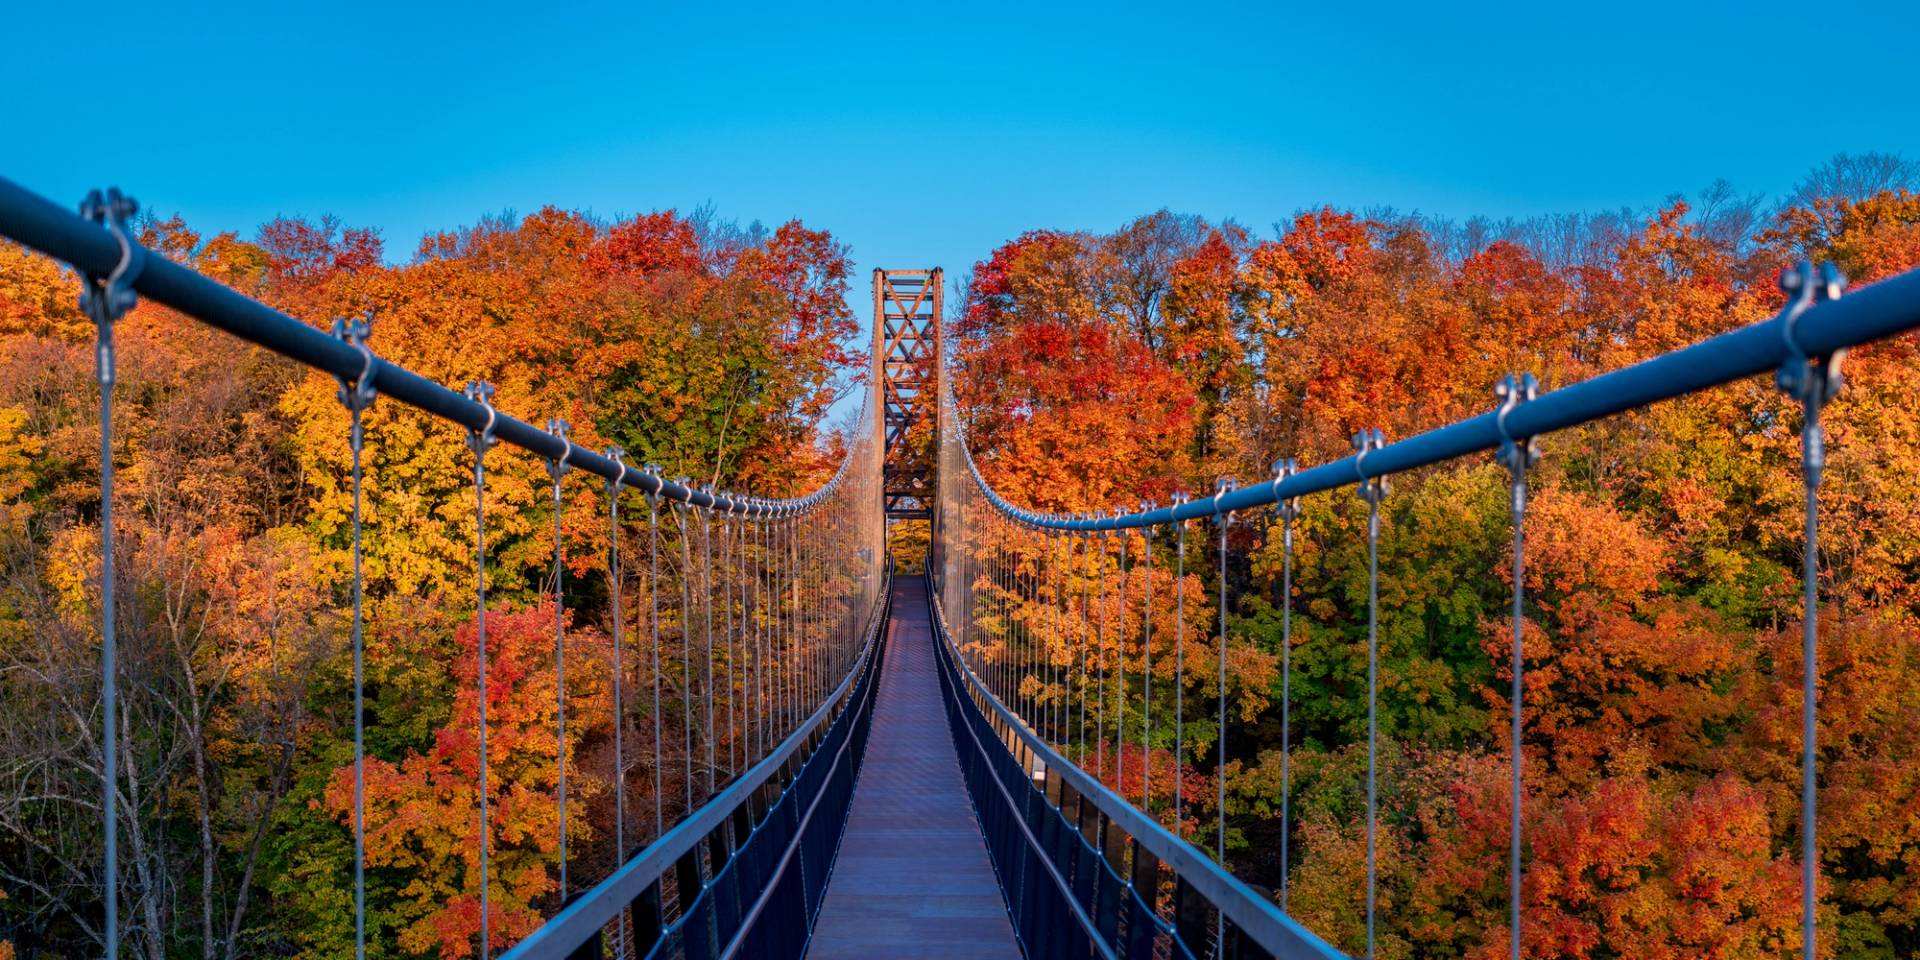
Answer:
933, 257, 1920, 958
0, 176, 886, 959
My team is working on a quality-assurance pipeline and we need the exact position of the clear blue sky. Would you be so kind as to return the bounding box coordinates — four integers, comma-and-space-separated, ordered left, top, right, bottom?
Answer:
8, 0, 1918, 324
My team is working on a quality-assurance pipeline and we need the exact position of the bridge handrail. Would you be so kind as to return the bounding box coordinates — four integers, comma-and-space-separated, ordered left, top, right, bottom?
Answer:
0, 174, 862, 516
927, 585, 1348, 958
933, 259, 1920, 958
949, 263, 1920, 529
502, 562, 893, 958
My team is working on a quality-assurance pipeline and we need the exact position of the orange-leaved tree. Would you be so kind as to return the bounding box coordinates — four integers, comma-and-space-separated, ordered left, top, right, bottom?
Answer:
324, 603, 608, 959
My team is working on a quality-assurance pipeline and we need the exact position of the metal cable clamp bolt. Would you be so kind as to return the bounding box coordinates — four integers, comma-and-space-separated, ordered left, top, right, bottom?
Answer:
332, 312, 379, 414
1494, 373, 1541, 509
1775, 261, 1848, 479
1272, 458, 1303, 526
463, 381, 500, 456
78, 188, 145, 385
1352, 428, 1389, 504
545, 418, 573, 482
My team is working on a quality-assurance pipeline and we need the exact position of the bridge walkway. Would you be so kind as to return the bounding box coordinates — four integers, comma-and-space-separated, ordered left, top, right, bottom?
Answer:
806, 577, 1020, 959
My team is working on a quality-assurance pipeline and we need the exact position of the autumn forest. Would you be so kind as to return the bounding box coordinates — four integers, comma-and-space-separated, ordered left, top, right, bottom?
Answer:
3, 152, 1920, 958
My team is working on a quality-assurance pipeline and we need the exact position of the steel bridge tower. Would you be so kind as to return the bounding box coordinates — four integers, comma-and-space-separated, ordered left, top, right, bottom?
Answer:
873, 268, 941, 520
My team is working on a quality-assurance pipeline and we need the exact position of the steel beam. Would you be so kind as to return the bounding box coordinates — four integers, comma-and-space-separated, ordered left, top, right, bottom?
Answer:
874, 268, 941, 519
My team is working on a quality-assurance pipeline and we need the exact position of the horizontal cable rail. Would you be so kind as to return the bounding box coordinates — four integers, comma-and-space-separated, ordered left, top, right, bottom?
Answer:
0, 175, 855, 515
504, 567, 892, 959
9, 165, 1915, 959
934, 261, 1920, 958
955, 263, 1920, 530
0, 174, 888, 960
929, 582, 1345, 959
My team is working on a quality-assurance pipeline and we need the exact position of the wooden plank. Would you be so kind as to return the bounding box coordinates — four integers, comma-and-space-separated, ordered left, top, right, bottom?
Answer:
807, 579, 1020, 959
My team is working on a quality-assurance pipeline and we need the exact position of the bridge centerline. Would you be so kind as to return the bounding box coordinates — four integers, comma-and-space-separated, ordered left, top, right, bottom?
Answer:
806, 576, 1020, 959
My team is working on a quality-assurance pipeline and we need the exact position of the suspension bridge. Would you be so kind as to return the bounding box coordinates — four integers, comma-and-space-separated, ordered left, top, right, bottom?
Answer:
1, 174, 1919, 959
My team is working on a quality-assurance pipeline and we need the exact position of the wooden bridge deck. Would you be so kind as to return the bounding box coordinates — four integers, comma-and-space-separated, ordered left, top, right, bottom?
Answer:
806, 577, 1021, 959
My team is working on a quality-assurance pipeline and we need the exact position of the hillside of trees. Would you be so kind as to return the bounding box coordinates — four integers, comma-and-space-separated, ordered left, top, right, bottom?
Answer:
953, 153, 1920, 958
0, 206, 858, 957
1, 151, 1918, 957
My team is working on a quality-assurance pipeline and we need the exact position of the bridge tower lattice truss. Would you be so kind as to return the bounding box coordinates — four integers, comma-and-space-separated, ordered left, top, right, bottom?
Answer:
874, 268, 941, 519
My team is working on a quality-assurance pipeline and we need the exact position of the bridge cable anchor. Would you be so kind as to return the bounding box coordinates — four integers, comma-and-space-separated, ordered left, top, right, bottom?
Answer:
606, 448, 631, 496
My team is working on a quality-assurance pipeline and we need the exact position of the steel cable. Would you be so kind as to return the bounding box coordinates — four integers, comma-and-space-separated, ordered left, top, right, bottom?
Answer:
645, 473, 664, 840
1175, 509, 1186, 832
330, 314, 376, 959
545, 420, 571, 901
1355, 428, 1387, 960
464, 381, 499, 958
604, 451, 628, 882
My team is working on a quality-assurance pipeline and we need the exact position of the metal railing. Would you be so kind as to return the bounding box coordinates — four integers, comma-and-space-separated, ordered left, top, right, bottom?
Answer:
505, 566, 892, 959
0, 176, 889, 959
8, 165, 1920, 959
929, 579, 1345, 959
930, 259, 1920, 959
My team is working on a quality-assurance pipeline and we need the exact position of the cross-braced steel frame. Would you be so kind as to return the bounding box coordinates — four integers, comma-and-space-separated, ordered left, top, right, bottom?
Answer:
874, 268, 941, 519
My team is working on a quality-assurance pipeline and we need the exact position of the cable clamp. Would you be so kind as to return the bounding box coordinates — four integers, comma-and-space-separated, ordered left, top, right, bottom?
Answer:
1272, 458, 1303, 523
78, 187, 145, 387
605, 447, 630, 498
1774, 262, 1848, 475
330, 311, 379, 413
1352, 429, 1389, 503
543, 419, 573, 482
1494, 373, 1541, 478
